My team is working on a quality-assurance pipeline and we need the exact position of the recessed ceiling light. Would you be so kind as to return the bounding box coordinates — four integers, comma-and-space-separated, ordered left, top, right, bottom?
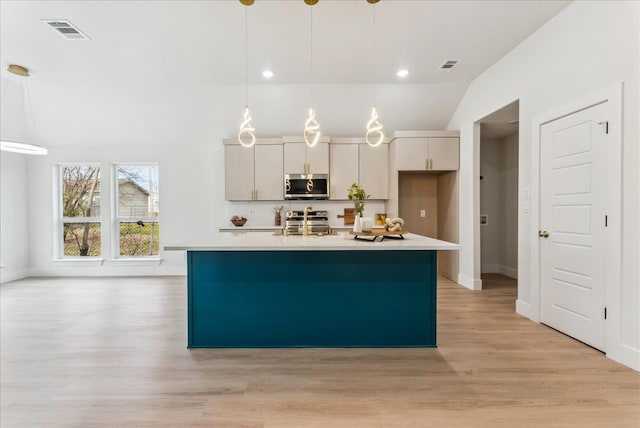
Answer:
262, 70, 274, 79
396, 69, 409, 78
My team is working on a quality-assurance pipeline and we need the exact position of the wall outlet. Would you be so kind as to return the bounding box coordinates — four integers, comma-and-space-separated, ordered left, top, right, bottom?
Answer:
420, 209, 426, 218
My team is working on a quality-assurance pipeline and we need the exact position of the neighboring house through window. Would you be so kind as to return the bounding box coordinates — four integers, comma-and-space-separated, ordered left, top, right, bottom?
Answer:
115, 165, 159, 257
55, 163, 159, 259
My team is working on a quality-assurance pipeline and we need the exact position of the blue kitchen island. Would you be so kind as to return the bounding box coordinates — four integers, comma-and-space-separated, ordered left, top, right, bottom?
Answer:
166, 232, 458, 348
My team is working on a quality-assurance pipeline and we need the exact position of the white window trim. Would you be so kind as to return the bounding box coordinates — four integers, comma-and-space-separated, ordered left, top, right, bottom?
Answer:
111, 163, 161, 260
54, 163, 103, 260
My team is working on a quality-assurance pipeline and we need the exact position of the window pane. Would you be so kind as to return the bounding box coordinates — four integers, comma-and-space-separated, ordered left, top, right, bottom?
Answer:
119, 221, 159, 256
63, 223, 101, 256
117, 165, 159, 217
62, 166, 101, 218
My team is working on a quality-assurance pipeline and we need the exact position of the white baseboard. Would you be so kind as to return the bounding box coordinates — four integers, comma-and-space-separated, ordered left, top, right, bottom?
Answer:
458, 273, 482, 290
481, 264, 499, 273
516, 299, 537, 321
499, 265, 518, 279
608, 344, 640, 372
0, 268, 29, 284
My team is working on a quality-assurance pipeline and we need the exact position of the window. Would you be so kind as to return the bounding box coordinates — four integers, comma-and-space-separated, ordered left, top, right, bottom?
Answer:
60, 165, 102, 257
115, 165, 159, 257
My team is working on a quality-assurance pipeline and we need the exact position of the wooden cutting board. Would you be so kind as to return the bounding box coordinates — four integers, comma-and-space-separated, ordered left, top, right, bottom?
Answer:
337, 208, 355, 225
349, 229, 408, 236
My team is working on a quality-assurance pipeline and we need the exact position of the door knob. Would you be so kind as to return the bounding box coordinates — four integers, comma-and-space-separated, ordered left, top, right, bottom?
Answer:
538, 230, 550, 238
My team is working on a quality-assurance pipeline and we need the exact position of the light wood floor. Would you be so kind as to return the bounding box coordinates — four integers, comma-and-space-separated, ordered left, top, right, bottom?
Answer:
1, 274, 638, 427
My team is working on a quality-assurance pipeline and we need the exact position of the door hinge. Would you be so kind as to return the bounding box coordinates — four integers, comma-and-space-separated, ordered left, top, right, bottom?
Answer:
597, 121, 609, 134
605, 215, 608, 227
604, 307, 607, 320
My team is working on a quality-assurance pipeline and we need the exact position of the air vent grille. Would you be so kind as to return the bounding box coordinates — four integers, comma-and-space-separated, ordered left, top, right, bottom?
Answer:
42, 20, 89, 40
437, 59, 461, 71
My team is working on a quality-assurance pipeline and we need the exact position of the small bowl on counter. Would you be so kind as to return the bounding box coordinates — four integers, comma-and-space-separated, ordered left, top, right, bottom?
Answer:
231, 216, 247, 227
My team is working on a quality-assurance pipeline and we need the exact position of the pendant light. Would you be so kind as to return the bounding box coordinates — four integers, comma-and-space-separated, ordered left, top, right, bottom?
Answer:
238, 2, 255, 147
365, 0, 384, 147
304, 0, 320, 147
0, 65, 48, 155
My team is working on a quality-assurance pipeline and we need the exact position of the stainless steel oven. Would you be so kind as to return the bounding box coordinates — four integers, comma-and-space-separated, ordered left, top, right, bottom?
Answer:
284, 173, 329, 200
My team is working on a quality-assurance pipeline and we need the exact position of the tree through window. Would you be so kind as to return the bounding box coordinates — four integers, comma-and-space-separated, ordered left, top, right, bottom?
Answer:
61, 165, 101, 256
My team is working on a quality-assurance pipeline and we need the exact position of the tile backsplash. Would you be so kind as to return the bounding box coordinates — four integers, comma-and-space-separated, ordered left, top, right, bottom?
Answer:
225, 200, 388, 228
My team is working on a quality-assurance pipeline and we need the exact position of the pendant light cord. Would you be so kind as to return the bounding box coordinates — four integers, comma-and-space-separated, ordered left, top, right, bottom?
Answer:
245, 6, 249, 106
372, 3, 376, 105
309, 6, 313, 104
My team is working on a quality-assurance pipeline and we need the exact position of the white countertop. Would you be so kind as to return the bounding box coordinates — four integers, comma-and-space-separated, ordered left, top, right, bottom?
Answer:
165, 231, 459, 252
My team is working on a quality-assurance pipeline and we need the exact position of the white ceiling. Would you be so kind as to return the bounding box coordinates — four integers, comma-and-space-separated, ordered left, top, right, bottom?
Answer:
0, 0, 570, 146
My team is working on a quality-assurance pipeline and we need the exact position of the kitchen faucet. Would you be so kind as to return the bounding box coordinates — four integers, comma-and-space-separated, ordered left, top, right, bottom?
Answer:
299, 206, 312, 236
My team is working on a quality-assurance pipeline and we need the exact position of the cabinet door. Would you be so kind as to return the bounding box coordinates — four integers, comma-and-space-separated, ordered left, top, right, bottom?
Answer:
306, 142, 329, 174
359, 143, 388, 199
225, 145, 255, 201
283, 143, 307, 173
395, 138, 428, 171
254, 144, 284, 200
428, 137, 459, 171
330, 144, 358, 200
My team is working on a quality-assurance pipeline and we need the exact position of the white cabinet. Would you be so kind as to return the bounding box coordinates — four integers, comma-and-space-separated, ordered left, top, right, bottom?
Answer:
329, 141, 388, 200
329, 144, 358, 200
284, 142, 329, 174
359, 143, 388, 199
395, 137, 459, 171
225, 141, 283, 201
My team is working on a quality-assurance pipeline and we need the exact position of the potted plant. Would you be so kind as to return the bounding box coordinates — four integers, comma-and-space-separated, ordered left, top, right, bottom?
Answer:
348, 183, 370, 233
348, 183, 370, 216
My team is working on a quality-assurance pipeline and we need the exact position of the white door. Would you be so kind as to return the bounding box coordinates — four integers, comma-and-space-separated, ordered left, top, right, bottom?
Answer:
540, 102, 608, 350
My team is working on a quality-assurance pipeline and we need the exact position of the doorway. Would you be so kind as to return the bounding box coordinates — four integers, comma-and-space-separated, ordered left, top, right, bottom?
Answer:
478, 101, 520, 289
398, 171, 459, 281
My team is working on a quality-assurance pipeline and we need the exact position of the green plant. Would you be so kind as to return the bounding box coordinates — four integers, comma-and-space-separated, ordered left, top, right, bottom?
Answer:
348, 183, 370, 215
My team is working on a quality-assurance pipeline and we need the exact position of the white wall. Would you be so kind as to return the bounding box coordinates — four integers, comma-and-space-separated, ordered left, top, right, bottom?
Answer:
26, 144, 223, 277
480, 134, 518, 277
500, 133, 518, 277
480, 137, 501, 272
0, 151, 30, 283
448, 1, 639, 370
24, 142, 387, 277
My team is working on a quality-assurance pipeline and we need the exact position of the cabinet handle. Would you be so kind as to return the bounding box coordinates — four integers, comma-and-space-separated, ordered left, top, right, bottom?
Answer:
430, 158, 434, 170
255, 189, 258, 200
426, 159, 429, 170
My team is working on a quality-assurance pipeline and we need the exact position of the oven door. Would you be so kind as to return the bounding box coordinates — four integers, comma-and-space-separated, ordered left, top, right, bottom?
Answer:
284, 174, 329, 199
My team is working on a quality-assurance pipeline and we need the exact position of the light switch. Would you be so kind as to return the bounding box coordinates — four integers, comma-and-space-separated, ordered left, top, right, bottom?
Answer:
523, 200, 530, 214
523, 187, 530, 200
420, 209, 426, 218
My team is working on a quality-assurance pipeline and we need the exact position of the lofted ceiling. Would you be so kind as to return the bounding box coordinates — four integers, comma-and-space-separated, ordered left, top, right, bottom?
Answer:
0, 0, 570, 147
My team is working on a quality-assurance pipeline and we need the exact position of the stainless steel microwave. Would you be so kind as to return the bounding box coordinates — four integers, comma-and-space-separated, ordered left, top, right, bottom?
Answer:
284, 173, 329, 200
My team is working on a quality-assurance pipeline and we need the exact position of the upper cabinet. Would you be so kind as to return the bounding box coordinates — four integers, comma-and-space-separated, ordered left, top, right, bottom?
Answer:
224, 139, 283, 201
329, 139, 388, 200
394, 135, 459, 171
359, 143, 389, 199
283, 137, 329, 174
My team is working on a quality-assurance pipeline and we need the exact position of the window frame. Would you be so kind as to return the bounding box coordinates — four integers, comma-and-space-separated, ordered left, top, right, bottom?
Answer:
111, 163, 160, 259
55, 163, 104, 260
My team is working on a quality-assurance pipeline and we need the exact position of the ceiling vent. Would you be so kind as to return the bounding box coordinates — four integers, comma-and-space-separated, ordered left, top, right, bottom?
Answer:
42, 20, 89, 40
437, 59, 461, 72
